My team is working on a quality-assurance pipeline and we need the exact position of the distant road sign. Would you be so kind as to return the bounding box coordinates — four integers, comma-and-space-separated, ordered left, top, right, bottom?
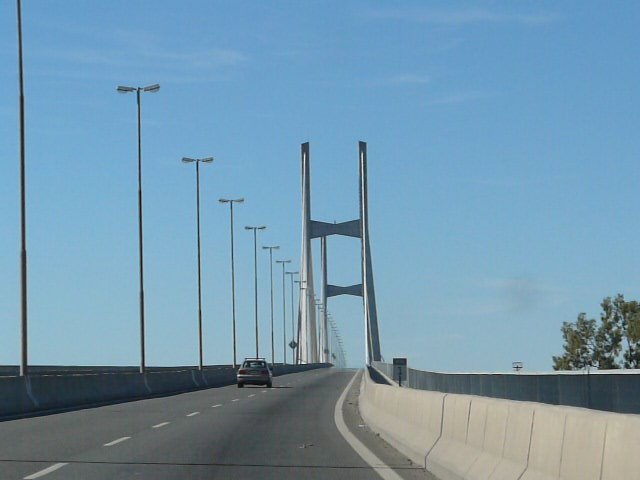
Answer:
392, 357, 408, 387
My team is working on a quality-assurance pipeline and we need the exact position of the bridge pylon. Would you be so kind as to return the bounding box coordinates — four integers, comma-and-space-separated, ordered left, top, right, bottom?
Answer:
296, 142, 381, 365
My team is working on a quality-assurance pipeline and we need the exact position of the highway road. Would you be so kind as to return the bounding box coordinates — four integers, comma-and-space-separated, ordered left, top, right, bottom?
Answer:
0, 368, 429, 479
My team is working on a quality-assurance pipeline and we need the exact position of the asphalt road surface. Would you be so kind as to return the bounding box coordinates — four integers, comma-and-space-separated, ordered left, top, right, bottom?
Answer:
0, 368, 430, 479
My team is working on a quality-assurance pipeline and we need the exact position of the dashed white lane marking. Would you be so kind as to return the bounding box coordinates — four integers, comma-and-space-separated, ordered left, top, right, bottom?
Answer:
231, 398, 240, 402
261, 390, 267, 393
104, 436, 131, 447
186, 411, 200, 417
23, 463, 68, 479
212, 404, 222, 408
248, 394, 256, 397
334, 371, 403, 480
152, 422, 170, 428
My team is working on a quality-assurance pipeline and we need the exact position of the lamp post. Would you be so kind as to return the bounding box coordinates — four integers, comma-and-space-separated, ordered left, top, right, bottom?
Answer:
117, 82, 160, 374
295, 279, 306, 364
262, 245, 280, 365
276, 260, 291, 364
286, 271, 298, 362
315, 299, 323, 363
245, 225, 266, 358
219, 198, 244, 368
16, 0, 28, 377
327, 313, 333, 363
181, 157, 213, 370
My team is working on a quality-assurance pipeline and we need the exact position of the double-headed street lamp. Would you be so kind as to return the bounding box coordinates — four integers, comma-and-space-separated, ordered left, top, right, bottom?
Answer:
262, 245, 280, 365
181, 157, 214, 370
245, 225, 266, 358
117, 82, 160, 374
276, 260, 291, 364
219, 198, 244, 368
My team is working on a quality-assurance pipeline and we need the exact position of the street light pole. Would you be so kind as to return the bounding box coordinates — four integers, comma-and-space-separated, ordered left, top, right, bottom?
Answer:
295, 279, 306, 364
16, 0, 28, 377
286, 271, 298, 363
245, 225, 266, 358
219, 198, 244, 368
117, 83, 160, 374
276, 260, 291, 364
182, 157, 214, 370
315, 299, 323, 362
262, 245, 280, 365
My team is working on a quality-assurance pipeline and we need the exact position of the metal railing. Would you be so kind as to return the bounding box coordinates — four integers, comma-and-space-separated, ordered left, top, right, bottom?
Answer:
371, 361, 640, 414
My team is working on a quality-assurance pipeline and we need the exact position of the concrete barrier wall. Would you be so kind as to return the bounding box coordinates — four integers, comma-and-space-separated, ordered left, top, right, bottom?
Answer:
360, 367, 444, 467
360, 367, 640, 480
373, 361, 640, 414
0, 363, 330, 419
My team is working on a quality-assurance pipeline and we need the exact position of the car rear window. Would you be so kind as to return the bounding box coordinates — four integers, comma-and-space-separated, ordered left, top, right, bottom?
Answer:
243, 361, 266, 368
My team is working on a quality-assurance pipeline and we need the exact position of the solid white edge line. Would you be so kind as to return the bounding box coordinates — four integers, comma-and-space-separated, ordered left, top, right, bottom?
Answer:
186, 411, 200, 417
152, 422, 170, 428
23, 463, 68, 479
104, 436, 131, 447
334, 370, 404, 480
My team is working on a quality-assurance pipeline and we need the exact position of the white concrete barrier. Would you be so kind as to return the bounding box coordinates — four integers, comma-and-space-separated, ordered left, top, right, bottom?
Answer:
427, 394, 478, 480
491, 402, 533, 479
359, 367, 640, 480
359, 367, 444, 467
465, 399, 508, 479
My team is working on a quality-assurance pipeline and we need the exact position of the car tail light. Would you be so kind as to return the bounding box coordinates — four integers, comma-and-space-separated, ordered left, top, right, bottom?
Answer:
239, 369, 247, 374
261, 369, 268, 374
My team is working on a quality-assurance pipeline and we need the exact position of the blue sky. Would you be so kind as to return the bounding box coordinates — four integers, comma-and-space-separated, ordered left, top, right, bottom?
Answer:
1, 1, 639, 372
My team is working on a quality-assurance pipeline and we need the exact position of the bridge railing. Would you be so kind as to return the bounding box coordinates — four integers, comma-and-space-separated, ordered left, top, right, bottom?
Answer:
371, 361, 640, 414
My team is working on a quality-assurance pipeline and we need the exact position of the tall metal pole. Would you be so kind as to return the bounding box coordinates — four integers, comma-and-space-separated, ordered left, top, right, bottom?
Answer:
286, 272, 297, 363
230, 202, 237, 368
262, 245, 286, 363
182, 157, 212, 369
136, 88, 146, 374
195, 161, 203, 370
17, 0, 28, 377
268, 248, 275, 364
262, 245, 279, 364
220, 198, 244, 368
276, 260, 291, 363
253, 230, 258, 357
294, 280, 303, 364
315, 300, 323, 361
281, 263, 286, 364
245, 225, 264, 358
117, 83, 159, 374
295, 281, 305, 365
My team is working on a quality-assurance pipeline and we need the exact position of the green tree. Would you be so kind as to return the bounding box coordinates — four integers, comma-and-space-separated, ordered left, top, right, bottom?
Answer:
594, 296, 623, 369
619, 297, 640, 368
552, 313, 597, 370
553, 294, 640, 370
